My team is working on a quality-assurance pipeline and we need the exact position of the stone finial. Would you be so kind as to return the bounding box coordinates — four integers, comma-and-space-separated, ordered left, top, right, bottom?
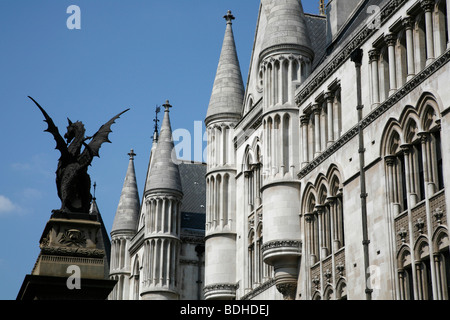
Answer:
163, 100, 172, 112
224, 10, 235, 24
128, 149, 136, 160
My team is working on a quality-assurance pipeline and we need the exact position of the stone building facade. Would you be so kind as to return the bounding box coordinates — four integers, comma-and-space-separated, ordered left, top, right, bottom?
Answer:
109, 0, 450, 300
204, 0, 450, 300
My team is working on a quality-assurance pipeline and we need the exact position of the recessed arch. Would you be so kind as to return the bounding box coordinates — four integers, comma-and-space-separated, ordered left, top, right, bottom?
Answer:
433, 227, 449, 252
380, 118, 404, 157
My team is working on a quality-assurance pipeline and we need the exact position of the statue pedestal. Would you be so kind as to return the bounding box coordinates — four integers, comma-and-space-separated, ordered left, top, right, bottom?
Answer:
17, 210, 116, 300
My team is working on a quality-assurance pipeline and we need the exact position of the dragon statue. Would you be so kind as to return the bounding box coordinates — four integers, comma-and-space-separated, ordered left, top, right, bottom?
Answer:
29, 96, 129, 214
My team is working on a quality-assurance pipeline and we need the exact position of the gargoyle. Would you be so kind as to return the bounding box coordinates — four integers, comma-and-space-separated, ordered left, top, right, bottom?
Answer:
29, 96, 129, 213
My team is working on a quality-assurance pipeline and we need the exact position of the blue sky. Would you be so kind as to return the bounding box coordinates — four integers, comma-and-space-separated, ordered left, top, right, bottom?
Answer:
0, 0, 319, 299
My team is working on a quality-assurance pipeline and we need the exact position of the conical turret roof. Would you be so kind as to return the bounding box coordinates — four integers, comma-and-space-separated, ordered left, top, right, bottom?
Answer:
144, 101, 182, 195
206, 10, 245, 124
260, 0, 313, 59
111, 149, 140, 233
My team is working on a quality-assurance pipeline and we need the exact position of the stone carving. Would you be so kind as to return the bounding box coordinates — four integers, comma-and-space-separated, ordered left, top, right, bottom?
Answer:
203, 283, 237, 294
261, 240, 302, 254
59, 229, 86, 247
29, 96, 128, 213
276, 282, 297, 300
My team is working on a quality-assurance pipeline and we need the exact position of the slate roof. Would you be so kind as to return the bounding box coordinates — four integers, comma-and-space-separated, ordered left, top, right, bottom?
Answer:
178, 161, 206, 231
304, 13, 328, 70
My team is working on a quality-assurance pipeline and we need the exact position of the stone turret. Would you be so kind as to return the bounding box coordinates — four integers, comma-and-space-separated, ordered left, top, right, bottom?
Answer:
259, 0, 313, 300
205, 10, 245, 126
140, 101, 183, 300
109, 149, 140, 299
204, 11, 243, 300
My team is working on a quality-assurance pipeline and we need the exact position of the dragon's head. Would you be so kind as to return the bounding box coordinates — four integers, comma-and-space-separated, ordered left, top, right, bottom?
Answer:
64, 118, 85, 144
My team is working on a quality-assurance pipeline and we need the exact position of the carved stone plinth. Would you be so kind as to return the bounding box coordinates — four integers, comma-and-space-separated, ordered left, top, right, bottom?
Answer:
17, 210, 116, 300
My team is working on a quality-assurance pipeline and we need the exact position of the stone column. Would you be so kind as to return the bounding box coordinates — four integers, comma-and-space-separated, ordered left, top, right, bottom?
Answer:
385, 156, 400, 216
288, 56, 295, 103
313, 104, 321, 157
421, 0, 435, 64
403, 17, 416, 81
418, 132, 435, 196
315, 206, 326, 259
400, 144, 415, 207
385, 33, 397, 95
263, 65, 268, 109
369, 49, 380, 106
270, 60, 275, 106
300, 115, 309, 167
304, 213, 315, 265
278, 57, 284, 105
324, 92, 335, 146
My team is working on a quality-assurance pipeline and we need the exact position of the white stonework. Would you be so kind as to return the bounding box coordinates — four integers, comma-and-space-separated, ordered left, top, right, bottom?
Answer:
110, 0, 450, 300
206, 0, 450, 300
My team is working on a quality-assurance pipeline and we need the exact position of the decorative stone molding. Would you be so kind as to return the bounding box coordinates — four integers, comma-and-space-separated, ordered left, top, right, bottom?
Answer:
59, 229, 86, 247
261, 240, 302, 254
420, 0, 435, 12
276, 282, 297, 300
402, 16, 414, 29
324, 269, 332, 284
260, 44, 314, 63
415, 218, 425, 234
368, 49, 380, 62
398, 227, 408, 243
312, 275, 320, 289
40, 246, 105, 258
203, 283, 238, 298
336, 262, 345, 277
384, 33, 397, 46
434, 207, 444, 224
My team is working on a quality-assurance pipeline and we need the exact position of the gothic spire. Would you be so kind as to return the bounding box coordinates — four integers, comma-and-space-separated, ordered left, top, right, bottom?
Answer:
260, 0, 313, 60
111, 149, 140, 233
205, 10, 245, 125
145, 101, 182, 195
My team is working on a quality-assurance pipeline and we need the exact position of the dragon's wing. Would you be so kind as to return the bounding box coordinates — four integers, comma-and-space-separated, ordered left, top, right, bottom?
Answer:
29, 96, 69, 160
81, 108, 129, 160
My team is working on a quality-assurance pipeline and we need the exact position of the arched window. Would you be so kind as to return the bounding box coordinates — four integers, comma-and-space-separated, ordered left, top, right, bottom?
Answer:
303, 166, 346, 300
433, 228, 450, 299
323, 285, 334, 300
398, 247, 414, 300
335, 279, 347, 300
415, 239, 433, 300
